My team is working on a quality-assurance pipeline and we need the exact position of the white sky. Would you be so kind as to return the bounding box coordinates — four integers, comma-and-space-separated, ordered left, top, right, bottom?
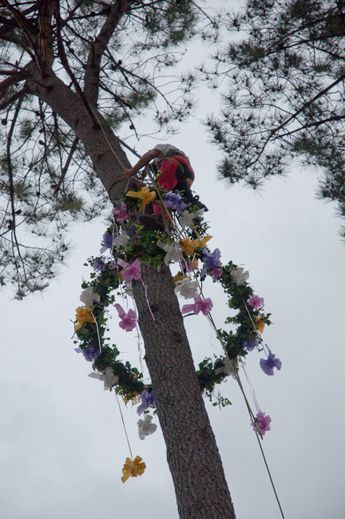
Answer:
1, 2, 345, 518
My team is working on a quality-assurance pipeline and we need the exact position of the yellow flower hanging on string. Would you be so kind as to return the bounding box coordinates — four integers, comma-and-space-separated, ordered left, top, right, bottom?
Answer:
125, 186, 156, 212
121, 456, 146, 483
74, 306, 96, 331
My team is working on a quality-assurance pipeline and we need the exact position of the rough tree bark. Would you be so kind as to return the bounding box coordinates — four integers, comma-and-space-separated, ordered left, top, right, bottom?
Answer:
28, 66, 236, 518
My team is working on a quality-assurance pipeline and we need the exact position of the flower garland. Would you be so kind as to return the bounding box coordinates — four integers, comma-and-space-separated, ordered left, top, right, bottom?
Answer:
73, 180, 281, 481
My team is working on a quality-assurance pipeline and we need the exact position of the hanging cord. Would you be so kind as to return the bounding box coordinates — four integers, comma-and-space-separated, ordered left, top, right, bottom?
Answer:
115, 392, 134, 460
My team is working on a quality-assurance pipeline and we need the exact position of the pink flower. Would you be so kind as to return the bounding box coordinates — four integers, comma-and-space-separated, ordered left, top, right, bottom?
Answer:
252, 411, 271, 436
114, 304, 137, 332
113, 203, 129, 223
182, 295, 213, 316
248, 294, 264, 309
211, 266, 223, 281
117, 258, 141, 281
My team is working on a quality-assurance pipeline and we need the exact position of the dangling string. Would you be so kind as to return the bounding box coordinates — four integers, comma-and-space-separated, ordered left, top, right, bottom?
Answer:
91, 312, 103, 355
115, 392, 134, 460
140, 278, 155, 322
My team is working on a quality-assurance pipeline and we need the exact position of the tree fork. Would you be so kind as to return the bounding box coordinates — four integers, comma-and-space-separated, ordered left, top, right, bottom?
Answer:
30, 67, 236, 519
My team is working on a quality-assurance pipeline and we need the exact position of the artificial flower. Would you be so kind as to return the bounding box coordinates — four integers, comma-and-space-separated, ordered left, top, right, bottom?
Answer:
260, 350, 282, 376
184, 259, 199, 272
100, 230, 113, 254
252, 411, 271, 436
126, 186, 156, 212
163, 192, 187, 213
80, 287, 100, 307
92, 257, 107, 272
182, 295, 213, 316
173, 272, 188, 285
174, 278, 199, 299
255, 317, 265, 334
201, 248, 221, 278
117, 258, 141, 282
248, 294, 264, 309
215, 357, 237, 377
180, 235, 212, 257
243, 337, 261, 352
112, 202, 129, 223
230, 266, 249, 285
114, 303, 137, 332
80, 346, 101, 362
123, 393, 141, 405
74, 306, 96, 331
137, 390, 156, 415
157, 240, 183, 265
211, 266, 223, 281
113, 232, 130, 248
121, 456, 146, 483
137, 414, 157, 440
88, 366, 119, 391
179, 208, 204, 229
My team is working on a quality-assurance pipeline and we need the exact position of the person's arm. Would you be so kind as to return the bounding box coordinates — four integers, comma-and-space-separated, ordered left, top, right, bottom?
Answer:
123, 149, 161, 178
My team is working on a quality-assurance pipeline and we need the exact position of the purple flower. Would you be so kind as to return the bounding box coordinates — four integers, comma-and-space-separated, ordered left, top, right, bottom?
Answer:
252, 411, 271, 436
100, 231, 113, 254
163, 192, 187, 213
137, 390, 156, 415
201, 248, 221, 279
248, 294, 264, 309
243, 337, 261, 352
182, 295, 213, 316
113, 202, 129, 223
260, 350, 282, 375
92, 257, 107, 272
83, 347, 101, 362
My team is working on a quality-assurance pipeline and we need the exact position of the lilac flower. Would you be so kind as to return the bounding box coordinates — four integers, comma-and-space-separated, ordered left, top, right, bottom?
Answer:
248, 294, 264, 309
100, 231, 113, 254
137, 390, 156, 415
252, 411, 271, 436
117, 258, 141, 281
243, 337, 261, 352
83, 347, 101, 362
203, 248, 221, 271
182, 295, 213, 316
93, 257, 107, 272
113, 202, 129, 223
163, 192, 187, 213
114, 303, 137, 332
260, 350, 282, 375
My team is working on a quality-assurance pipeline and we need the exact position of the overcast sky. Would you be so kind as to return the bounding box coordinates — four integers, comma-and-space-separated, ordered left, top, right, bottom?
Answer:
1, 2, 345, 519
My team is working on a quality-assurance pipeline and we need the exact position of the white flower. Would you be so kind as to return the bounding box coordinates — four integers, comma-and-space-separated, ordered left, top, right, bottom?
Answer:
157, 240, 183, 266
179, 209, 204, 229
137, 414, 157, 440
231, 266, 249, 285
88, 366, 119, 391
80, 287, 100, 307
215, 357, 237, 378
174, 279, 199, 299
113, 232, 130, 248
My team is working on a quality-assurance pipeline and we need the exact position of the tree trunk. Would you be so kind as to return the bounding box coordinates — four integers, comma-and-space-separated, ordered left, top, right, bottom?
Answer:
32, 70, 236, 519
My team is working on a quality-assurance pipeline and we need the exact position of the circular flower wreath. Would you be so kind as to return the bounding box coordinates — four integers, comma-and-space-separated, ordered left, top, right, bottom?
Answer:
73, 179, 281, 481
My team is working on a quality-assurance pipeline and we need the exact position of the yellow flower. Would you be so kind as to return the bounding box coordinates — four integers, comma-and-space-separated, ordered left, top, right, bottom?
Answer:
123, 393, 141, 405
121, 456, 146, 483
74, 306, 96, 331
180, 235, 212, 257
255, 317, 265, 334
173, 272, 188, 285
125, 186, 156, 212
